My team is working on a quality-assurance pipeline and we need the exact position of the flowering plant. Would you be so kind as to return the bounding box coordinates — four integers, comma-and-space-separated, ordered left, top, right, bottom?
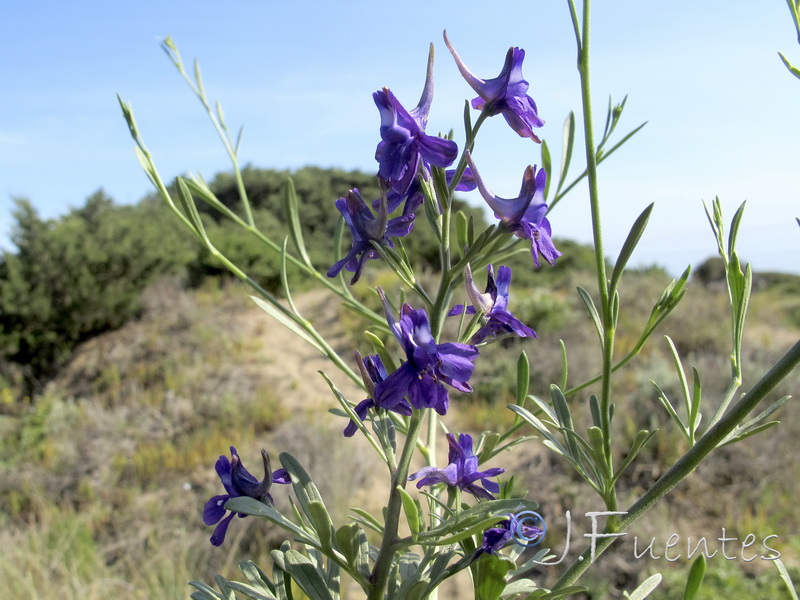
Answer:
119, 2, 800, 598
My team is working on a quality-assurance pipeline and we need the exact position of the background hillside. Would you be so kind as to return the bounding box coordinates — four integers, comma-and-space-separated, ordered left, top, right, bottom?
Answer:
0, 168, 798, 598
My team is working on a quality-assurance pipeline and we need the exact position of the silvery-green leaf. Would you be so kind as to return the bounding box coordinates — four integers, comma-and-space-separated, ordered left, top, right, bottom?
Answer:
280, 453, 335, 547
516, 351, 530, 406
556, 112, 576, 196
282, 549, 335, 600
622, 573, 662, 599
541, 140, 552, 200
189, 580, 225, 600
283, 178, 312, 267
240, 561, 277, 599
397, 485, 421, 540
577, 286, 604, 344
226, 581, 277, 600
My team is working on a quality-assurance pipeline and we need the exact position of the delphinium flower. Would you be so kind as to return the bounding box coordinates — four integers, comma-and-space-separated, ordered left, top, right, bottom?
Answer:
373, 289, 478, 416
466, 152, 561, 267
343, 352, 412, 437
374, 46, 459, 196
327, 189, 415, 284
203, 446, 290, 546
474, 514, 544, 558
449, 264, 537, 344
408, 433, 504, 500
443, 30, 544, 142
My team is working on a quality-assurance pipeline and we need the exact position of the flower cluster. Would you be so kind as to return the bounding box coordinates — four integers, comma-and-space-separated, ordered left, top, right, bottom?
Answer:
208, 33, 556, 561
203, 447, 289, 546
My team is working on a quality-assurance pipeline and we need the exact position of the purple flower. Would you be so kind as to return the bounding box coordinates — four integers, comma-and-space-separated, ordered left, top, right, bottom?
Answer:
343, 352, 412, 437
203, 446, 290, 546
374, 289, 478, 415
408, 433, 504, 500
327, 189, 415, 284
375, 47, 458, 194
475, 514, 544, 558
444, 30, 544, 142
466, 153, 561, 267
449, 264, 537, 344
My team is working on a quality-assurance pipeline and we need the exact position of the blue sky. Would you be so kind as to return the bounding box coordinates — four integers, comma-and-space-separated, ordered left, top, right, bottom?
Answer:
1, 0, 798, 275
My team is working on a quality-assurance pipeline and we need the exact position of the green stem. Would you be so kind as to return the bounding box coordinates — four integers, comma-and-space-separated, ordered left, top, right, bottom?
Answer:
552, 339, 800, 590
575, 0, 617, 505
368, 413, 425, 600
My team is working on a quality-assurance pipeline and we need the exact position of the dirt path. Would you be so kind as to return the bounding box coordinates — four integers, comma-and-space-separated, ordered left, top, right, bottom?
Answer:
238, 288, 363, 415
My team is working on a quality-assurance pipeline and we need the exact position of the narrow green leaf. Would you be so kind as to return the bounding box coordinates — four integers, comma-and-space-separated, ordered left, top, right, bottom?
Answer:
271, 546, 292, 600
193, 58, 205, 96
354, 525, 372, 579
468, 215, 476, 246
556, 112, 576, 195
589, 395, 602, 429
463, 99, 473, 139
559, 340, 568, 391
774, 558, 800, 600
350, 507, 385, 535
283, 178, 313, 267
721, 421, 781, 447
586, 426, 611, 479
622, 573, 662, 599
226, 581, 276, 600
334, 523, 359, 565
737, 395, 788, 433
456, 210, 468, 251
689, 367, 702, 437
541, 140, 552, 200
576, 286, 604, 344
551, 385, 579, 459
308, 501, 335, 551
537, 586, 589, 599
728, 201, 746, 253
280, 237, 300, 316
240, 560, 278, 599
189, 581, 225, 600
681, 555, 706, 600
176, 177, 207, 241
364, 330, 397, 372
397, 486, 421, 539
283, 549, 335, 600
610, 203, 654, 292
280, 453, 334, 543
612, 429, 657, 485
516, 351, 530, 406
